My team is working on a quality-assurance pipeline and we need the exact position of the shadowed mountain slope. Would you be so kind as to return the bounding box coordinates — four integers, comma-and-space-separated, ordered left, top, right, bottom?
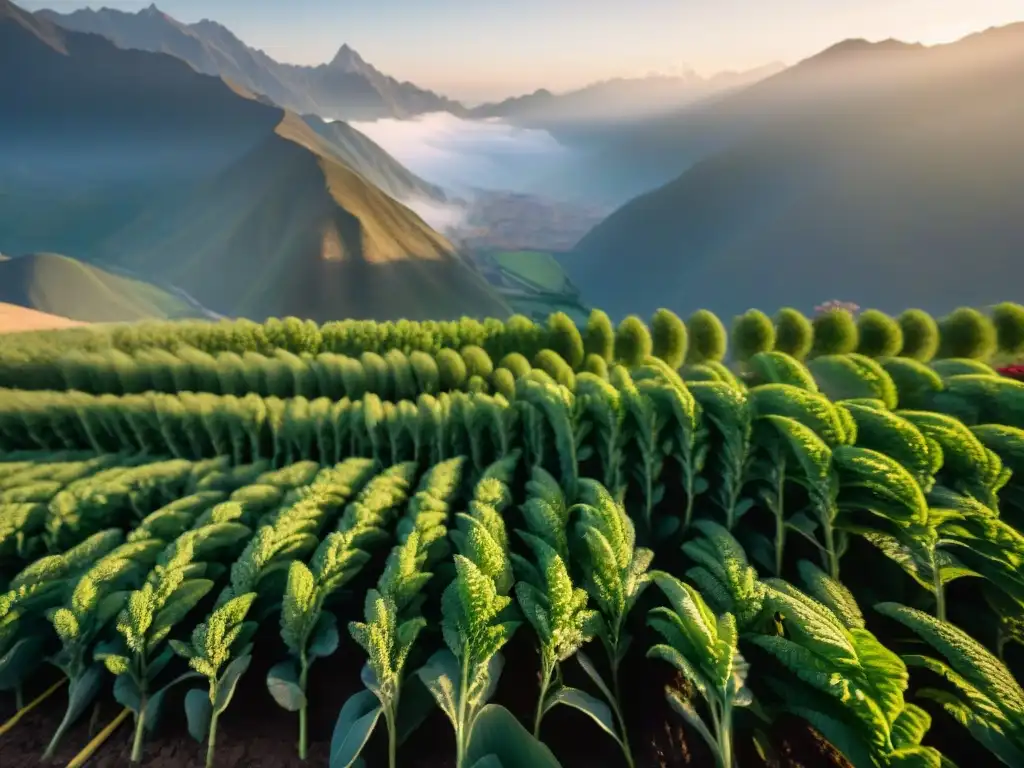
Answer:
97, 114, 507, 321
299, 114, 447, 203
566, 23, 1024, 321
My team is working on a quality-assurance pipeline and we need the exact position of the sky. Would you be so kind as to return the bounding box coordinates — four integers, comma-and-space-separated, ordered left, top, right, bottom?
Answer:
21, 0, 1024, 101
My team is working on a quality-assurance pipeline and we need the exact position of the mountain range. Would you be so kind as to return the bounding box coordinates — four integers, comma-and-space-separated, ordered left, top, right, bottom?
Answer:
565, 23, 1024, 320
6, 0, 1024, 328
36, 3, 783, 129
35, 3, 464, 121
0, 0, 507, 323
466, 64, 785, 127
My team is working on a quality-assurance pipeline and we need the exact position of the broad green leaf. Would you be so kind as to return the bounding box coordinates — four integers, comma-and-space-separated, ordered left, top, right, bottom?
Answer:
64, 664, 105, 728
329, 689, 383, 768
147, 671, 202, 734
267, 659, 306, 712
544, 685, 620, 742
0, 636, 46, 689
464, 704, 563, 768
184, 688, 212, 742
114, 673, 142, 713
665, 690, 718, 755
416, 649, 461, 727
309, 611, 340, 659
212, 654, 252, 715
146, 646, 176, 682
654, 516, 681, 542
576, 650, 616, 709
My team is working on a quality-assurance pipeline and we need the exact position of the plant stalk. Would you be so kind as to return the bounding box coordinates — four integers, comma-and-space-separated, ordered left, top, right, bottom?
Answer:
717, 703, 733, 768
130, 695, 148, 763
454, 648, 471, 768
932, 564, 947, 622
823, 521, 839, 580
385, 705, 399, 768
533, 658, 554, 738
206, 710, 220, 768
43, 684, 80, 760
298, 655, 309, 761
609, 653, 635, 768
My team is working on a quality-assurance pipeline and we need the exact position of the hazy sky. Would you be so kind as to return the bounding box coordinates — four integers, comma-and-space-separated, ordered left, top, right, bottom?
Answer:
22, 0, 1024, 101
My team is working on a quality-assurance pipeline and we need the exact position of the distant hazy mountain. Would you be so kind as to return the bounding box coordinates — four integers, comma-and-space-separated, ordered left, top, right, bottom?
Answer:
1, 0, 508, 322
566, 23, 1024, 321
36, 3, 465, 121
0, 252, 207, 322
469, 64, 784, 126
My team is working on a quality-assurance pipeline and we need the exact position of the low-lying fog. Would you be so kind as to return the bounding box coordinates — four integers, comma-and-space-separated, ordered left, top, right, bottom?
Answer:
348, 112, 575, 198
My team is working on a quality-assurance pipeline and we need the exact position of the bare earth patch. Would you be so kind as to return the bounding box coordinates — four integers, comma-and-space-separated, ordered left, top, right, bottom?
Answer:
0, 302, 86, 333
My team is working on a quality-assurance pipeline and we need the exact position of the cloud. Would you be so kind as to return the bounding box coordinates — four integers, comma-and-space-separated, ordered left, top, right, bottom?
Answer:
348, 112, 572, 196
399, 196, 470, 234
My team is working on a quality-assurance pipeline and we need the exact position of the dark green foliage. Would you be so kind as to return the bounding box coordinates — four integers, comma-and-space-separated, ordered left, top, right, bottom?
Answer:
498, 353, 531, 379
879, 357, 944, 410
931, 359, 995, 378
384, 350, 417, 400
650, 308, 688, 369
491, 368, 516, 399
265, 317, 321, 354
583, 354, 609, 379
359, 352, 391, 400
435, 349, 467, 391
461, 345, 494, 380
613, 315, 652, 367
408, 351, 441, 395
731, 309, 775, 362
810, 309, 858, 357
583, 309, 615, 362
856, 310, 904, 358
532, 350, 576, 389
937, 307, 997, 361
898, 309, 940, 362
773, 307, 814, 360
546, 312, 585, 370
503, 314, 545, 361
685, 310, 727, 364
991, 302, 1024, 358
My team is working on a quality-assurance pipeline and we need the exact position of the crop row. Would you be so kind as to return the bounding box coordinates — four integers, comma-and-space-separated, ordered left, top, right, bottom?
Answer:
0, 325, 1019, 405
0, 438, 1022, 768
2, 303, 1023, 393
0, 351, 1022, 766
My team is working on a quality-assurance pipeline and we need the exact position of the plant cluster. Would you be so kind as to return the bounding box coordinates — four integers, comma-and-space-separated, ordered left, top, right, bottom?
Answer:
0, 306, 1022, 768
